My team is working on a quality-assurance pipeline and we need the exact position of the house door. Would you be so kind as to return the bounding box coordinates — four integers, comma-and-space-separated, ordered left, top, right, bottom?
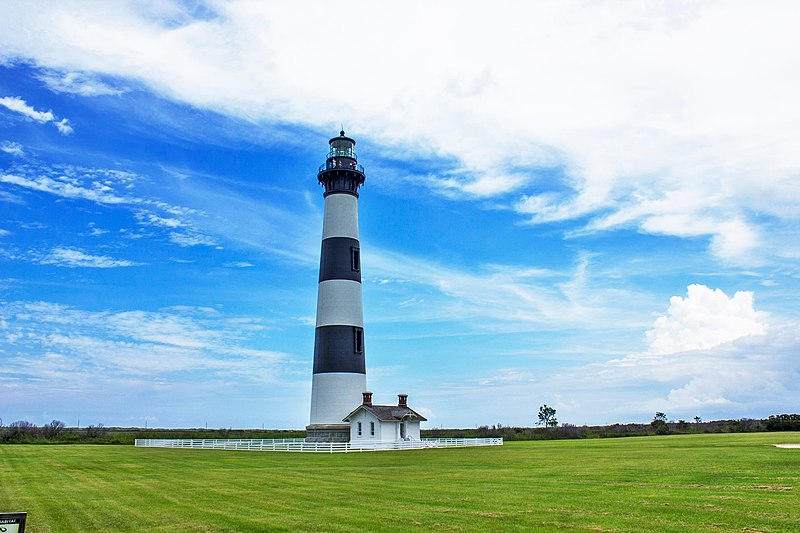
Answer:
400, 422, 406, 440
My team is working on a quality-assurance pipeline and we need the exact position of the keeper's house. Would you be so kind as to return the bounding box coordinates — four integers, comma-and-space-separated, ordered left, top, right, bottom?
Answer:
344, 392, 427, 444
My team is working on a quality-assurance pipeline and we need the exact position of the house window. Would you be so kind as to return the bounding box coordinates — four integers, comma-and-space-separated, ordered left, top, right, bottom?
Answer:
353, 327, 363, 354
370, 421, 375, 436
357, 421, 362, 436
351, 246, 360, 272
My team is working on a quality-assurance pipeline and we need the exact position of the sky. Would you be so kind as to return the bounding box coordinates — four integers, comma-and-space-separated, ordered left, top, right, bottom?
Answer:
0, 1, 798, 429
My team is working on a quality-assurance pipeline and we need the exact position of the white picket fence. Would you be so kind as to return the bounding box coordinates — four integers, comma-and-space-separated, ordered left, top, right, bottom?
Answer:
134, 437, 503, 453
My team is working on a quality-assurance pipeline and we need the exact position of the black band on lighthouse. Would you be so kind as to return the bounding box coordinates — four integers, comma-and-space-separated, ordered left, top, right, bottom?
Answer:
319, 237, 361, 283
313, 325, 366, 374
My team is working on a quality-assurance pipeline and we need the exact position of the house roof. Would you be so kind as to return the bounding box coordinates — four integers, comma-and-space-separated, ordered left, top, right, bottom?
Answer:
343, 404, 428, 422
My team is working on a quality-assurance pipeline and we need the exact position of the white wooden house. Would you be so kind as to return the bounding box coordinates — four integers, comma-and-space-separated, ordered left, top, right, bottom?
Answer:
344, 393, 427, 444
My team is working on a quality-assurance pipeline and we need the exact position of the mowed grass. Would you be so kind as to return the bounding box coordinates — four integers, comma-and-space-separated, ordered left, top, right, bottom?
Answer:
2, 433, 800, 532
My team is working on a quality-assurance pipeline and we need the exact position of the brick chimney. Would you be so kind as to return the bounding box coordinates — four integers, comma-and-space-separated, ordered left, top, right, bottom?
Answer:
398, 394, 408, 407
362, 391, 373, 406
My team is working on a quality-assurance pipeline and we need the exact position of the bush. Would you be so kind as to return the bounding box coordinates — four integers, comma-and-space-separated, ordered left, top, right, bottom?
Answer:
43, 420, 66, 438
766, 414, 800, 431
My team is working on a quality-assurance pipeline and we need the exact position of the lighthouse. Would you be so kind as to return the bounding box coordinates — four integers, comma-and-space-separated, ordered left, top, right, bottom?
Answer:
306, 131, 368, 443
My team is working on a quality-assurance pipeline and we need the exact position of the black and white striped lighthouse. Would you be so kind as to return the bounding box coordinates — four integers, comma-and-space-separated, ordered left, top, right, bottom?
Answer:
306, 131, 367, 442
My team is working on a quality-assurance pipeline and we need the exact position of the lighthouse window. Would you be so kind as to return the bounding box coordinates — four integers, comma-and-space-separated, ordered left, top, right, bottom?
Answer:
351, 247, 361, 272
354, 327, 364, 354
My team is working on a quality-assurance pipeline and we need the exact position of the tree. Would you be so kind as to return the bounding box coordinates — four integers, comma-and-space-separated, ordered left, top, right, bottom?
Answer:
651, 412, 669, 435
86, 423, 106, 438
694, 416, 702, 424
538, 404, 558, 427
43, 419, 66, 438
5, 420, 37, 440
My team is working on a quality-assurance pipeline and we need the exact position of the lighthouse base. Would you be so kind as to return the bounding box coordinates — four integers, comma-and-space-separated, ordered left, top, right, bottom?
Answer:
305, 424, 351, 443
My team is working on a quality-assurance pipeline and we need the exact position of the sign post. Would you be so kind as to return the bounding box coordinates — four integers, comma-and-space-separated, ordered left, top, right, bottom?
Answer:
0, 513, 26, 533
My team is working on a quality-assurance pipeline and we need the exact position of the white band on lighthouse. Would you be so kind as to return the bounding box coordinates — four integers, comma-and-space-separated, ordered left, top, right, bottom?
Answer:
309, 372, 367, 426
322, 193, 359, 240
315, 280, 364, 327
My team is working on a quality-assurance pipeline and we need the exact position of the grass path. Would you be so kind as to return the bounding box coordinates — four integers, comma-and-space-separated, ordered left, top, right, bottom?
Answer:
2, 432, 799, 531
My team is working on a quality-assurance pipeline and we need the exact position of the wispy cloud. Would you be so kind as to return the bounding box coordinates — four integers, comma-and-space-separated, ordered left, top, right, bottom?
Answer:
1, 140, 24, 156
1, 163, 218, 248
36, 70, 124, 96
169, 231, 217, 247
0, 301, 297, 384
0, 96, 73, 135
225, 261, 254, 268
1, 170, 131, 204
366, 247, 646, 332
3, 2, 796, 261
37, 247, 142, 268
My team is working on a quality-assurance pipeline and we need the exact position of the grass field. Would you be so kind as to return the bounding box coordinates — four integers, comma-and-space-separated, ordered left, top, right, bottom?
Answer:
2, 432, 799, 532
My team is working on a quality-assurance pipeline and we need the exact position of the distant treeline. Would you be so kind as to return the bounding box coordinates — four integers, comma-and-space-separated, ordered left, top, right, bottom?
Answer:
0, 422, 304, 445
1, 414, 798, 444
424, 414, 800, 440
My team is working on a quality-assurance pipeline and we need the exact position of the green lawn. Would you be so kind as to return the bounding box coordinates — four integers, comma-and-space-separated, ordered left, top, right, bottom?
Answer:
2, 433, 799, 532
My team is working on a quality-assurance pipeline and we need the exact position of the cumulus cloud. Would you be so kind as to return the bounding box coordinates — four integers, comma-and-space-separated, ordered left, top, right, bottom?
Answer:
646, 284, 769, 355
437, 286, 795, 426
567, 284, 783, 417
54, 118, 73, 135
0, 96, 73, 135
38, 247, 142, 268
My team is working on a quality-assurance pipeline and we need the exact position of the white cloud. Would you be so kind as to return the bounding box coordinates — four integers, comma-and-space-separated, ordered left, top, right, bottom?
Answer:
0, 96, 73, 135
365, 247, 648, 332
169, 231, 217, 247
55, 117, 73, 135
36, 70, 124, 96
0, 95, 54, 122
225, 261, 254, 268
135, 211, 185, 228
552, 284, 785, 419
1, 164, 218, 249
425, 317, 798, 426
0, 171, 129, 204
87, 223, 109, 236
38, 247, 141, 268
2, 2, 796, 261
0, 229, 11, 237
0, 300, 294, 383
0, 190, 24, 204
1, 140, 24, 156
646, 284, 768, 355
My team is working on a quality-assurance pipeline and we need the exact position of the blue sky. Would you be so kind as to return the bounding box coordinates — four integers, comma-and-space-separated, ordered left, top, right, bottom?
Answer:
1, 1, 798, 429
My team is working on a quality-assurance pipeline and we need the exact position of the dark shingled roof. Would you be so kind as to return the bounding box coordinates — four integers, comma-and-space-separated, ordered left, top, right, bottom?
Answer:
343, 404, 427, 422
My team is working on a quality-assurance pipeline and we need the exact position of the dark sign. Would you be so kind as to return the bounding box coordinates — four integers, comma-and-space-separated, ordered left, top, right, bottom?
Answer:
0, 513, 26, 533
